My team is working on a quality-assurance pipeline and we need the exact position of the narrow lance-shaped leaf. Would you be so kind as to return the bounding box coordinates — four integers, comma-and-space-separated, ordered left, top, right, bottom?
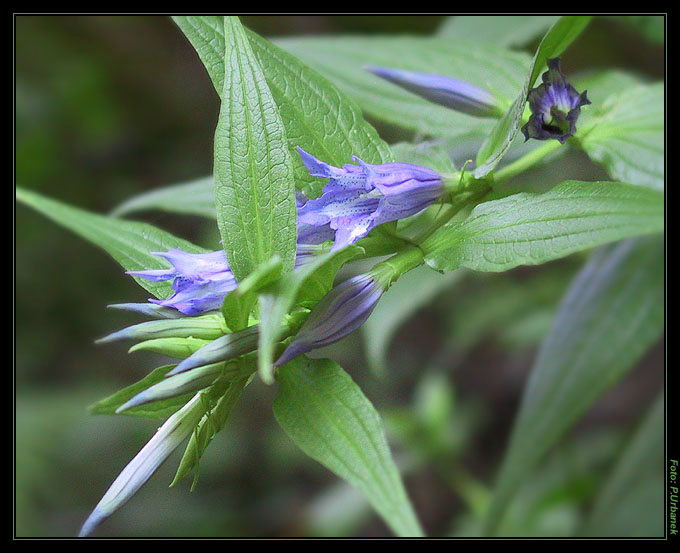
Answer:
474, 15, 592, 177
171, 376, 250, 489
483, 236, 664, 535
213, 16, 297, 281
88, 365, 191, 420
16, 187, 207, 299
423, 180, 664, 274
111, 176, 216, 219
274, 357, 423, 537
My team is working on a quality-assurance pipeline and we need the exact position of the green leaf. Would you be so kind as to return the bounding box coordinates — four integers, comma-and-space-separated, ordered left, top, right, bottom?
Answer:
583, 394, 664, 537
111, 176, 216, 219
390, 141, 457, 175
474, 16, 592, 178
247, 30, 394, 197
362, 265, 462, 373
257, 246, 363, 384
483, 236, 664, 535
174, 16, 393, 198
277, 36, 530, 139
96, 313, 228, 344
222, 256, 282, 332
274, 357, 423, 537
423, 180, 664, 274
213, 16, 297, 281
581, 83, 664, 190
438, 15, 560, 48
16, 187, 206, 299
88, 365, 191, 419
170, 376, 249, 489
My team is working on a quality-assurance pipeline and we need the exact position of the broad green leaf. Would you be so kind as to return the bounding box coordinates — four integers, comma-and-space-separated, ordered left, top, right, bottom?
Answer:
88, 365, 191, 419
111, 176, 216, 219
274, 357, 423, 537
257, 246, 364, 384
16, 187, 206, 299
174, 16, 393, 198
474, 16, 592, 178
581, 83, 664, 190
438, 15, 560, 48
362, 265, 462, 373
277, 36, 530, 139
583, 394, 664, 537
483, 236, 664, 535
213, 16, 297, 281
170, 376, 249, 489
423, 180, 664, 273
247, 30, 394, 197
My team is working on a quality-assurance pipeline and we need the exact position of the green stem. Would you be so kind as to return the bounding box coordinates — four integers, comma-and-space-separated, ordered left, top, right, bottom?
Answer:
493, 140, 563, 183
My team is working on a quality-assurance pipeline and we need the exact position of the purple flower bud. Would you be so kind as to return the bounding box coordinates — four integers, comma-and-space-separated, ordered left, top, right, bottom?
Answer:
521, 58, 591, 144
275, 274, 385, 366
296, 147, 444, 251
366, 66, 501, 118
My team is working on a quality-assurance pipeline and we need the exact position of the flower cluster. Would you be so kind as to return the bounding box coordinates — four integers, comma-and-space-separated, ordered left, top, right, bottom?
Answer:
296, 147, 444, 251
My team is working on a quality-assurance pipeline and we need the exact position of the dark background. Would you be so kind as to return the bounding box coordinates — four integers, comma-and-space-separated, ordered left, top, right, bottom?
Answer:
16, 15, 664, 537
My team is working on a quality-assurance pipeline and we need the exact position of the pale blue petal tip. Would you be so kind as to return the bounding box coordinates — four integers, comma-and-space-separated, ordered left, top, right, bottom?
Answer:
78, 509, 107, 537
115, 392, 148, 414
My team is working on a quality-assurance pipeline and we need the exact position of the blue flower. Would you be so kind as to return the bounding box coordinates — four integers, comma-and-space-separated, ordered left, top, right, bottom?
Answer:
366, 66, 502, 118
275, 273, 385, 366
296, 147, 444, 251
521, 58, 591, 144
128, 249, 238, 316
130, 244, 323, 316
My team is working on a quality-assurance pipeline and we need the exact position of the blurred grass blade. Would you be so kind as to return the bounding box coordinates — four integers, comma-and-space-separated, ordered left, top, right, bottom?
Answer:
213, 16, 297, 281
424, 180, 664, 273
483, 236, 664, 535
474, 16, 592, 177
111, 176, 216, 219
583, 394, 664, 537
274, 357, 423, 537
16, 187, 206, 299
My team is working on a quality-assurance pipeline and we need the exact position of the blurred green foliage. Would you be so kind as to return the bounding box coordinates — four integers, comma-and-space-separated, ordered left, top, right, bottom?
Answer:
15, 15, 664, 537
